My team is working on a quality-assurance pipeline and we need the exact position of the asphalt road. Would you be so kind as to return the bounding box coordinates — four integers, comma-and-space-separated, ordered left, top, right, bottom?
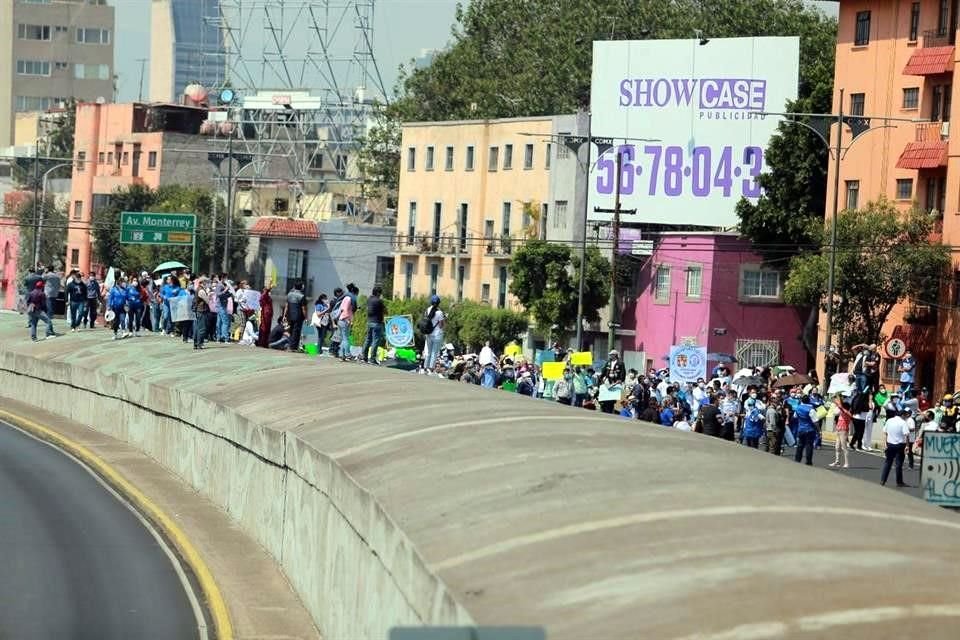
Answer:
771, 440, 923, 499
0, 420, 201, 640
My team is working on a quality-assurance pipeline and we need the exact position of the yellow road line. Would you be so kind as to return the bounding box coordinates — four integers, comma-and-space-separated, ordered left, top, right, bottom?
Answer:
0, 408, 233, 640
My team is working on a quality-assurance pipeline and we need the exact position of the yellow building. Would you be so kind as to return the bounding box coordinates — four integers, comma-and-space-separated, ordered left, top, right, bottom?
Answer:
395, 116, 566, 307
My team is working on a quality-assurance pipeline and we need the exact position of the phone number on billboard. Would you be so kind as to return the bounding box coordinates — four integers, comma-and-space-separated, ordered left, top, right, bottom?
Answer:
595, 144, 763, 199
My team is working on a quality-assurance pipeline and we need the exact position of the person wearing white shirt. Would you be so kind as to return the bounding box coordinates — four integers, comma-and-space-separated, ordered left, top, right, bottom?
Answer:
478, 341, 496, 367
880, 409, 911, 487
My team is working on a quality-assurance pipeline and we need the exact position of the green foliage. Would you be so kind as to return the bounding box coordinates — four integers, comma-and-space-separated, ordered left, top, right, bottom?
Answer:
392, 0, 836, 122
355, 107, 401, 206
509, 240, 610, 334
783, 199, 950, 348
348, 295, 527, 352
13, 195, 67, 279
48, 98, 77, 160
91, 184, 248, 274
735, 4, 836, 262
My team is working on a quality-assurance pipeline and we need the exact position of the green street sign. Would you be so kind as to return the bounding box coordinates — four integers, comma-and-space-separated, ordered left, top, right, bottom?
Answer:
120, 211, 196, 245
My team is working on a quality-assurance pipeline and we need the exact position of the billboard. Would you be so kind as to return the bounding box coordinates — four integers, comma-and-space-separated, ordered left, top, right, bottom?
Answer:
588, 37, 799, 227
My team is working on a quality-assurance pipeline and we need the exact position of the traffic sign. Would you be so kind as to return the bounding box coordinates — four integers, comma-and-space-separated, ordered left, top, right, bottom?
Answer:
884, 337, 907, 360
120, 212, 196, 246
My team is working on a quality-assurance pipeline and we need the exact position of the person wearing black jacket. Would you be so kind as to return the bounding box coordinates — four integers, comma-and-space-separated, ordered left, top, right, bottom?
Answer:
697, 394, 724, 437
601, 349, 626, 385
360, 285, 386, 364
65, 270, 87, 331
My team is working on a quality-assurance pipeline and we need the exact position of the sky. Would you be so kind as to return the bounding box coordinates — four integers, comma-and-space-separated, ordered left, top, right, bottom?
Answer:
113, 0, 460, 101
114, 0, 838, 103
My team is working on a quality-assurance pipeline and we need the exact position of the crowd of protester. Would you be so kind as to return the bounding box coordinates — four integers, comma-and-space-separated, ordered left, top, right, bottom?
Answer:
20, 266, 956, 486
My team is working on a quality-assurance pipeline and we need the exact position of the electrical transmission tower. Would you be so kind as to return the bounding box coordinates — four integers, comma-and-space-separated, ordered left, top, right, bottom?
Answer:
204, 0, 388, 217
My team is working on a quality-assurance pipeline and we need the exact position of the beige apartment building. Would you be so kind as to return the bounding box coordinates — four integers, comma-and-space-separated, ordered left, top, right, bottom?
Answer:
0, 0, 114, 147
396, 116, 576, 307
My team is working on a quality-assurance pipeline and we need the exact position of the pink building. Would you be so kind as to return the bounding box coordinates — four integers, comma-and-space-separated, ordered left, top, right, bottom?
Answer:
629, 233, 808, 373
0, 192, 27, 310
67, 101, 211, 274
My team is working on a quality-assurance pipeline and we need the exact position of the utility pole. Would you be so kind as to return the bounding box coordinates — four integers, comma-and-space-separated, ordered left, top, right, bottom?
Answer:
454, 206, 462, 301
593, 149, 636, 355
136, 58, 147, 102
31, 139, 40, 269
209, 184, 219, 274
222, 135, 233, 274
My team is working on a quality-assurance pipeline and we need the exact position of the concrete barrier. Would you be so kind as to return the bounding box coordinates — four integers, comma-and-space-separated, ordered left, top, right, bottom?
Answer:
3, 314, 960, 639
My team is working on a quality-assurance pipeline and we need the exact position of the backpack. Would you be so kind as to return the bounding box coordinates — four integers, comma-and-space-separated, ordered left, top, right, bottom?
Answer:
330, 297, 344, 322
417, 306, 437, 334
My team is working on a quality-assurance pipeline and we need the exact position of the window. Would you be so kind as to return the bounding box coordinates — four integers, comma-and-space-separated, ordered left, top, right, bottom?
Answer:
432, 202, 442, 244
939, 0, 950, 35
465, 145, 475, 171
849, 93, 865, 116
882, 358, 899, 381
855, 10, 871, 45
557, 134, 570, 158
429, 263, 439, 296
741, 269, 781, 299
845, 180, 860, 210
76, 151, 86, 172
458, 203, 468, 251
498, 266, 508, 308
488, 146, 499, 171
107, 151, 113, 165
654, 266, 671, 302
15, 96, 64, 112
404, 262, 414, 299
503, 144, 513, 170
910, 2, 921, 41
70, 248, 79, 268
335, 155, 347, 178
523, 144, 534, 169
407, 201, 417, 242
76, 28, 110, 44
926, 175, 947, 213
903, 87, 919, 110
444, 146, 454, 171
501, 202, 511, 236
896, 178, 914, 200
425, 146, 435, 171
540, 203, 548, 240
121, 151, 129, 166
953, 270, 960, 306
457, 265, 465, 301
685, 265, 702, 299
553, 200, 568, 229
273, 198, 289, 213
98, 152, 105, 164
407, 147, 416, 171
74, 63, 110, 80
17, 60, 51, 76
931, 84, 952, 121
54, 62, 68, 71
481, 283, 491, 303
546, 143, 552, 169
73, 200, 83, 221
18, 24, 51, 40
286, 249, 308, 285
147, 151, 157, 169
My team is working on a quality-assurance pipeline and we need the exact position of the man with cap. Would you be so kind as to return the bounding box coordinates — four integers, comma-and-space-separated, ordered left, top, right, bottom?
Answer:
600, 349, 626, 385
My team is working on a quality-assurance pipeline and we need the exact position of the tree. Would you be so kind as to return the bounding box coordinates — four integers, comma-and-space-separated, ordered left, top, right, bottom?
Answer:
47, 98, 77, 160
13, 194, 67, 278
392, 0, 836, 122
509, 240, 610, 335
356, 106, 401, 206
91, 184, 249, 274
783, 199, 950, 350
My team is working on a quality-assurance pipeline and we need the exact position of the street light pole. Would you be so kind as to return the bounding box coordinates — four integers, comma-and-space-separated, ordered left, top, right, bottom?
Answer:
758, 98, 924, 392
823, 89, 844, 389
222, 135, 234, 274
35, 162, 73, 271
575, 111, 592, 351
31, 139, 39, 269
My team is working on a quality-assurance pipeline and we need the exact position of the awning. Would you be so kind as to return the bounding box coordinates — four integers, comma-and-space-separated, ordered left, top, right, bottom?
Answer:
895, 141, 948, 169
903, 46, 955, 75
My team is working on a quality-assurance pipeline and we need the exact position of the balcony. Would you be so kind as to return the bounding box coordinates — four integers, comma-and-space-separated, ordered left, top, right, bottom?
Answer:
904, 303, 938, 326
394, 233, 418, 254
903, 31, 954, 75
485, 234, 514, 257
896, 123, 949, 169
